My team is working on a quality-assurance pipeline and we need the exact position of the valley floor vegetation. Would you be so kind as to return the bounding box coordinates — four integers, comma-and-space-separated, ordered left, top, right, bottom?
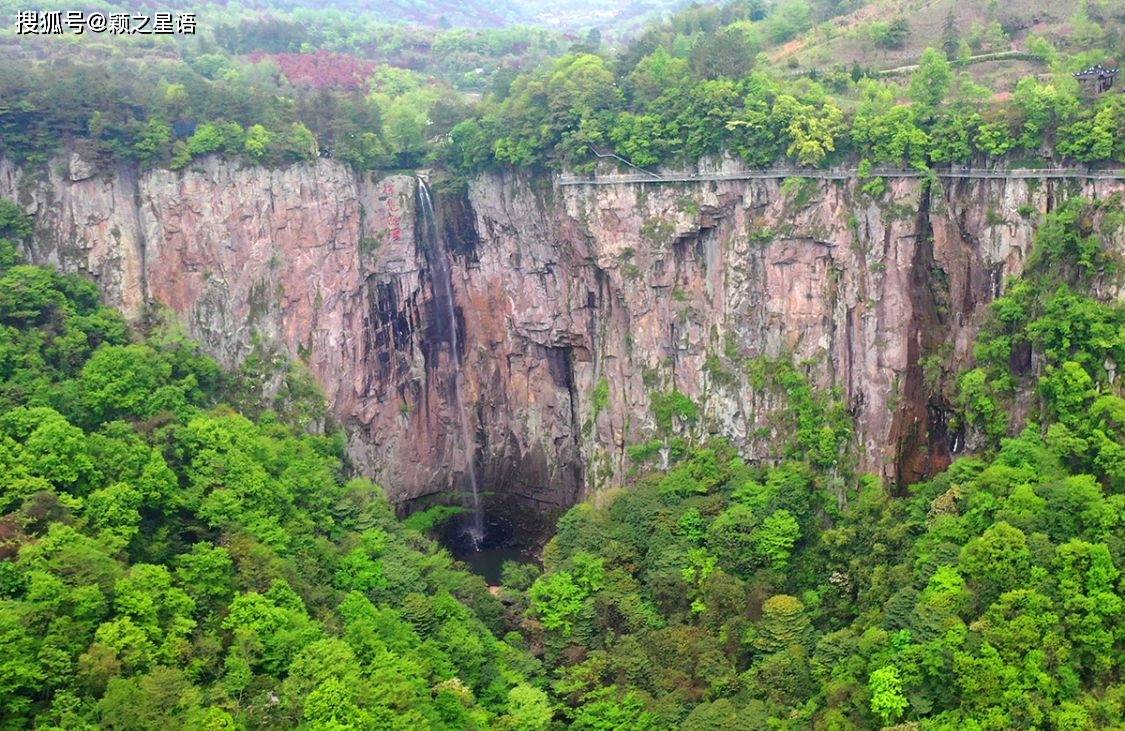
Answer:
0, 0, 1122, 727
508, 196, 1124, 729
0, 200, 550, 729
0, 185, 1120, 728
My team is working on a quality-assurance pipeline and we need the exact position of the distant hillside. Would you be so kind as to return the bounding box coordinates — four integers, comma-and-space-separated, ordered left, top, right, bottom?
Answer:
253, 0, 698, 30
775, 0, 1123, 85
238, 0, 522, 28
0, 0, 696, 30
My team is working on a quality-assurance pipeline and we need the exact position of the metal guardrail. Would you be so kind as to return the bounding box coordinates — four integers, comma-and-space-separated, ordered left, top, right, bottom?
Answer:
556, 167, 1125, 186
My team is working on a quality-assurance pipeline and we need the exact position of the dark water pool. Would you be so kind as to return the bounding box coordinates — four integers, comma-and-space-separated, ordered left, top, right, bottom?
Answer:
456, 545, 537, 585
441, 510, 539, 585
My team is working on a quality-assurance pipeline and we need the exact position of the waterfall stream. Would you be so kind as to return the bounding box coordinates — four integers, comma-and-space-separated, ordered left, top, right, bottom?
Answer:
417, 178, 485, 547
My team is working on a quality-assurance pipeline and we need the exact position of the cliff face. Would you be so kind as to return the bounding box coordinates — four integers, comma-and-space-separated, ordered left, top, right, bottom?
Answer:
464, 170, 1122, 497
1, 155, 1120, 521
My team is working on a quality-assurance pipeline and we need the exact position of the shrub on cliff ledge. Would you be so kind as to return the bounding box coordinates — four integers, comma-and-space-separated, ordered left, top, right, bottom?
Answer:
650, 388, 699, 432
958, 197, 1124, 488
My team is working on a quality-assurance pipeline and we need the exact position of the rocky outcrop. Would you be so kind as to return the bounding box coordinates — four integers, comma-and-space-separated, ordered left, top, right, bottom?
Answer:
1, 155, 1120, 523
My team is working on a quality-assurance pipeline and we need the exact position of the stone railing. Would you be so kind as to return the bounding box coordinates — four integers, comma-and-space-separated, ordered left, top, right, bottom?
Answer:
557, 167, 1125, 186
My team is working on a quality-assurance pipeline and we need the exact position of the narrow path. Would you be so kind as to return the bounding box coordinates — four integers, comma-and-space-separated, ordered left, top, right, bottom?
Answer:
557, 167, 1125, 186
876, 50, 1036, 75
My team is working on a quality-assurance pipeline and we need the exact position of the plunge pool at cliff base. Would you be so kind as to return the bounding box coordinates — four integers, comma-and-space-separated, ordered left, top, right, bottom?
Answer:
441, 510, 540, 585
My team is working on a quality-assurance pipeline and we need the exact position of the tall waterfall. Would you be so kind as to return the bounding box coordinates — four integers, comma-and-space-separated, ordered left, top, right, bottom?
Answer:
416, 178, 484, 547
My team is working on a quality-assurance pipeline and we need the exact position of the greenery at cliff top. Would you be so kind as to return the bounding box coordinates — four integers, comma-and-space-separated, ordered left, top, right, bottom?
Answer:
0, 0, 1121, 173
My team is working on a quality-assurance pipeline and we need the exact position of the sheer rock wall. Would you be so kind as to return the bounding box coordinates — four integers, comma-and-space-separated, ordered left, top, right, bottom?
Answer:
2, 156, 1119, 514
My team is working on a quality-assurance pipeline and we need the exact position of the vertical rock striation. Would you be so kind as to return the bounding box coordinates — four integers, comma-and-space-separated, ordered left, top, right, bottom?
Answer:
1, 155, 1120, 522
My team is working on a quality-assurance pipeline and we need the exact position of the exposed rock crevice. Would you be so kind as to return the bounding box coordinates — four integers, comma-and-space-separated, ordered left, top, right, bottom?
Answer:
890, 182, 952, 491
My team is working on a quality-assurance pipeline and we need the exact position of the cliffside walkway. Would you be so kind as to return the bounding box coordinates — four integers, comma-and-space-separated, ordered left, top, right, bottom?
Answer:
556, 167, 1125, 186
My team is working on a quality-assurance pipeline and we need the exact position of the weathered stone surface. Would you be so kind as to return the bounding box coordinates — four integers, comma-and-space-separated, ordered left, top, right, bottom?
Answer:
1, 155, 1120, 513
68, 152, 97, 182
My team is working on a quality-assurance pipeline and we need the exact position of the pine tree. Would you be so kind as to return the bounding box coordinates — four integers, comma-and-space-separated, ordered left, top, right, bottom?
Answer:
941, 10, 960, 59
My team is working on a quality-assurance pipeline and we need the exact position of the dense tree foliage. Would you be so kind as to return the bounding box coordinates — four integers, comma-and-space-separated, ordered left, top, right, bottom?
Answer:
957, 196, 1124, 487
0, 0, 1122, 724
492, 199, 1124, 728
429, 0, 1124, 173
0, 48, 465, 170
0, 203, 545, 729
0, 80, 1122, 731
452, 42, 1123, 173
1, 0, 1121, 174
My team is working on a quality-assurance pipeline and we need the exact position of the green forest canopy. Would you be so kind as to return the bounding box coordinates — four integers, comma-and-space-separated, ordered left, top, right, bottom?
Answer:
0, 190, 1121, 727
0, 202, 550, 729
0, 0, 1122, 726
518, 195, 1124, 729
